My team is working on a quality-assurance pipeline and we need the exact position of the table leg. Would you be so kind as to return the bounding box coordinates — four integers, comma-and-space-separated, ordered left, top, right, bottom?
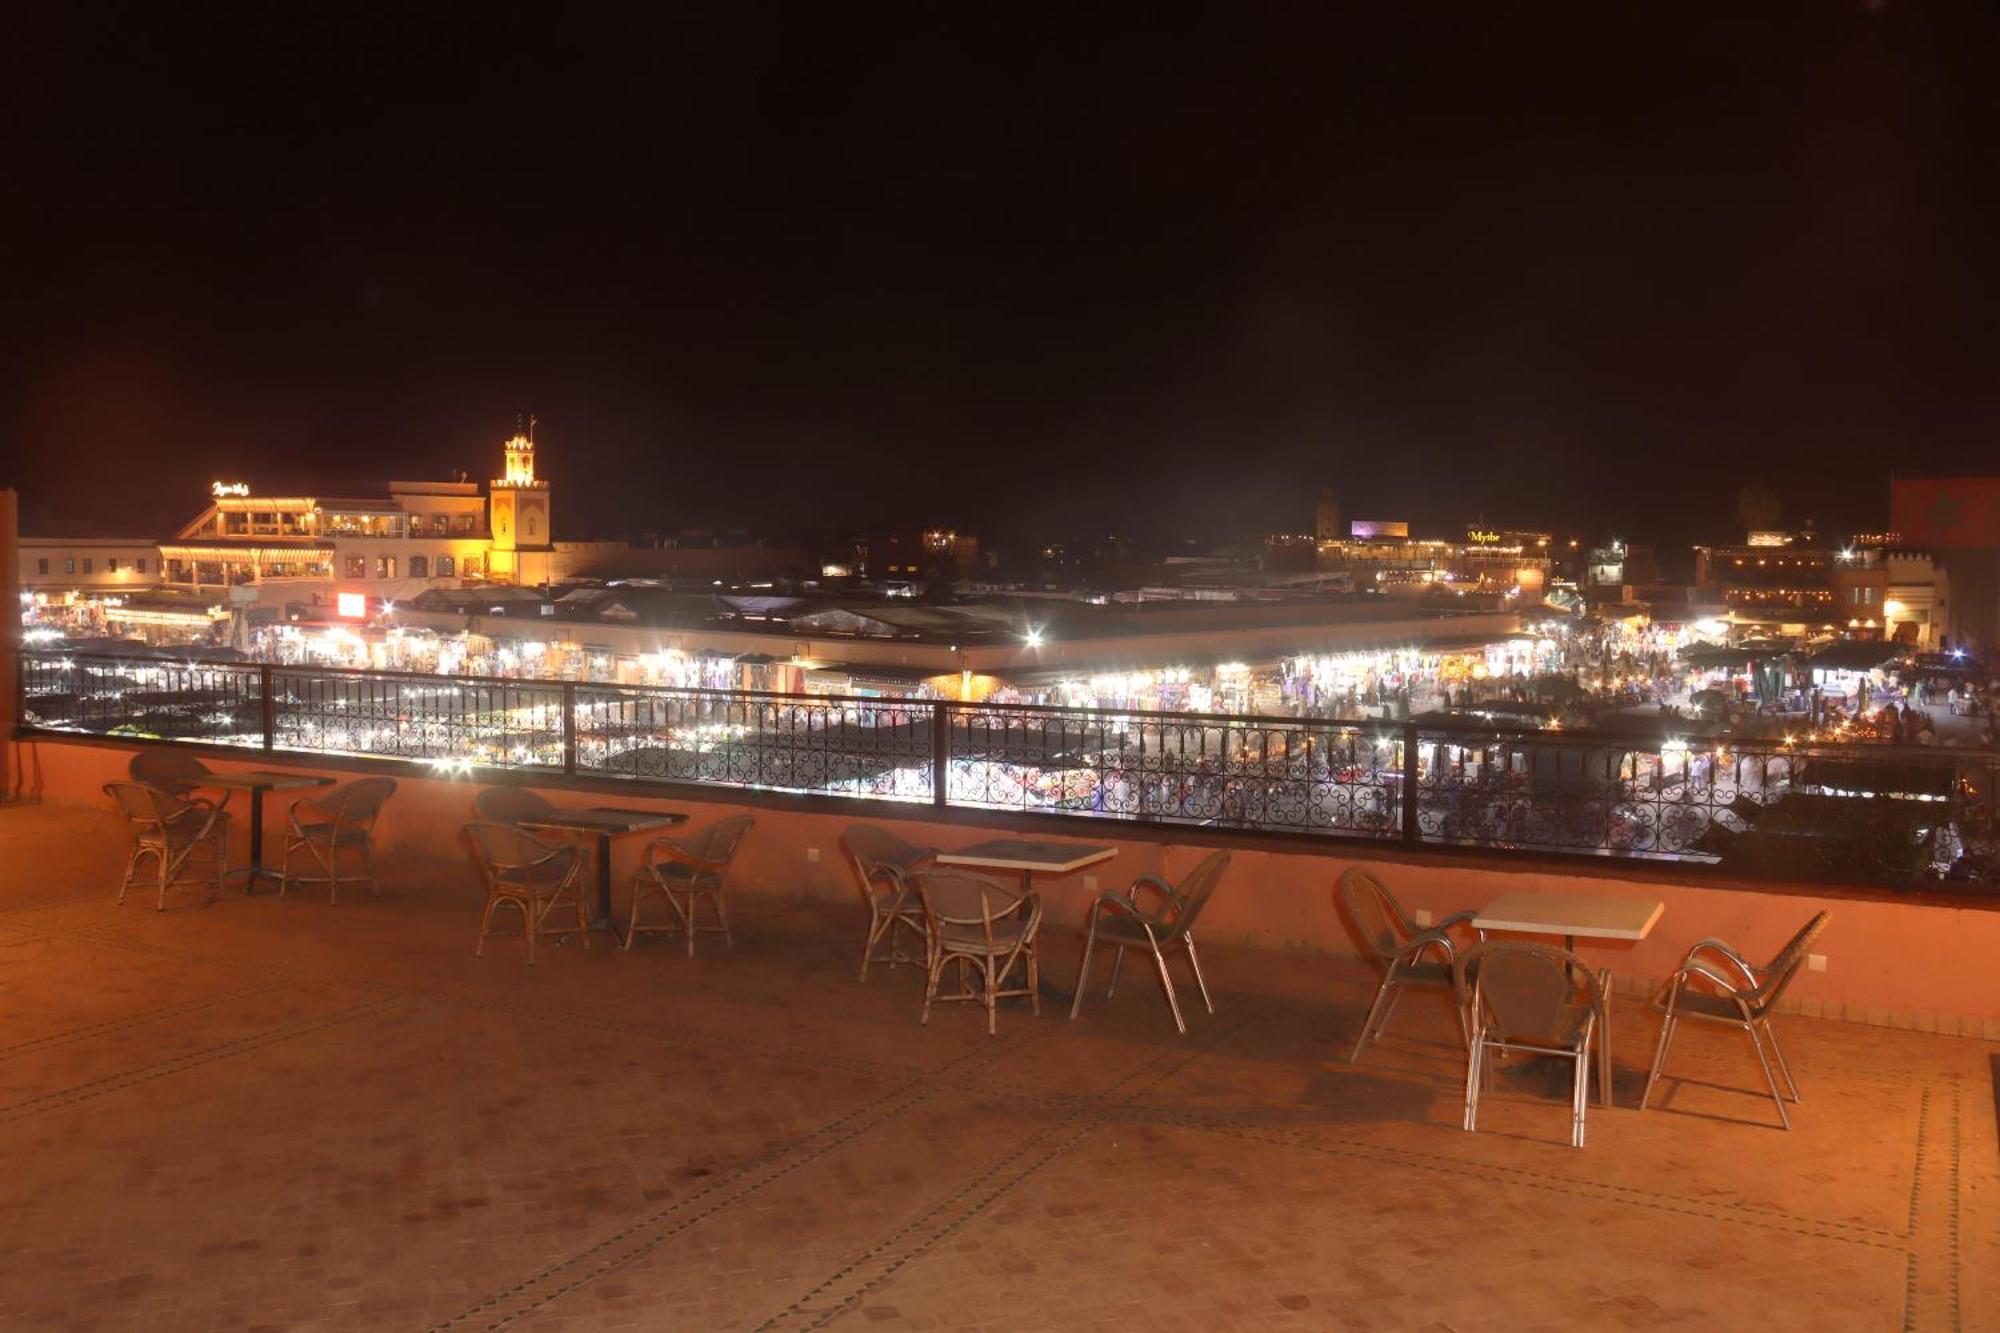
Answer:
596, 833, 616, 931
244, 792, 265, 892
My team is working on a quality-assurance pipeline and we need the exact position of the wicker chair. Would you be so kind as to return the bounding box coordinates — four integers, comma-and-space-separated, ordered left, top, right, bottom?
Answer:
1454, 941, 1609, 1149
278, 777, 396, 902
1640, 911, 1830, 1130
1068, 851, 1229, 1035
463, 822, 587, 964
472, 786, 558, 825
913, 870, 1043, 1036
105, 781, 232, 910
129, 751, 228, 809
1337, 867, 1477, 1062
626, 815, 754, 955
840, 824, 936, 982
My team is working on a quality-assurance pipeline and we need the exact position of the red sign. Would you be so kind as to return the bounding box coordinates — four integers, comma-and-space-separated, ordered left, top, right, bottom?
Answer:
1889, 478, 2000, 549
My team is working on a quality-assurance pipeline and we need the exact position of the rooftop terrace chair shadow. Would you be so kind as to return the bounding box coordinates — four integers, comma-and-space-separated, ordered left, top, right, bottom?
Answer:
1640, 911, 1830, 1130
913, 870, 1042, 1036
840, 824, 937, 982
1068, 851, 1229, 1036
626, 815, 754, 956
1337, 866, 1476, 1062
104, 781, 231, 911
129, 751, 229, 809
463, 822, 587, 965
1454, 941, 1609, 1149
278, 777, 396, 903
471, 786, 559, 826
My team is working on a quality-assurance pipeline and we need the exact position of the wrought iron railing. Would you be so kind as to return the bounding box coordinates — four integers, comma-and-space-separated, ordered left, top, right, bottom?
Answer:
16, 650, 1999, 891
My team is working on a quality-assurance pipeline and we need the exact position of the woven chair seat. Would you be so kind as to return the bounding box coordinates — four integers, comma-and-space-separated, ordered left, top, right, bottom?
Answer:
936, 915, 1032, 953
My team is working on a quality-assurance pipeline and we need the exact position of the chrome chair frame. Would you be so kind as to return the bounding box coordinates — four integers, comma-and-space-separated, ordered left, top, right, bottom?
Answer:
1337, 867, 1476, 1061
1069, 851, 1229, 1035
1455, 941, 1609, 1149
105, 781, 231, 911
1640, 912, 1829, 1131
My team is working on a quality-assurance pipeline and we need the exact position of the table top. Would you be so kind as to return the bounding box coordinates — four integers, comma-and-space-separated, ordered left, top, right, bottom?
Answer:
517, 807, 688, 835
202, 771, 337, 792
1473, 891, 1665, 942
936, 839, 1118, 874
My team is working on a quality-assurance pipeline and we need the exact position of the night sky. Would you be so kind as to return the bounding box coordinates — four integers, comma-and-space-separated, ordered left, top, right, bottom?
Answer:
6, 3, 1996, 549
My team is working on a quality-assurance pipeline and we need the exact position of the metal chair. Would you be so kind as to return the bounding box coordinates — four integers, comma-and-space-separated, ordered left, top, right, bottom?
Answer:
463, 822, 587, 964
914, 870, 1042, 1036
1337, 867, 1477, 1061
129, 751, 228, 809
1069, 851, 1229, 1035
840, 824, 936, 982
278, 777, 396, 902
104, 781, 232, 910
1455, 941, 1609, 1149
626, 815, 754, 955
472, 786, 558, 825
1640, 911, 1830, 1130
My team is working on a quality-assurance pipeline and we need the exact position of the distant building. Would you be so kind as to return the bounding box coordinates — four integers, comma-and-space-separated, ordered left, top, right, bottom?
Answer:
19, 537, 160, 592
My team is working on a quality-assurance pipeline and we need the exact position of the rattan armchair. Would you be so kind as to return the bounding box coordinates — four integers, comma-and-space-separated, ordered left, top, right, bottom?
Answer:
840, 824, 936, 982
625, 815, 754, 955
105, 781, 232, 910
278, 777, 396, 902
463, 822, 587, 964
1337, 867, 1477, 1062
914, 870, 1043, 1036
1068, 851, 1229, 1035
1640, 911, 1830, 1130
1455, 941, 1609, 1149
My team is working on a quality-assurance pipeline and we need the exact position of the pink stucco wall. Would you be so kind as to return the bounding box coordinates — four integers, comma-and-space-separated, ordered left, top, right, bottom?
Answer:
21, 736, 2000, 1033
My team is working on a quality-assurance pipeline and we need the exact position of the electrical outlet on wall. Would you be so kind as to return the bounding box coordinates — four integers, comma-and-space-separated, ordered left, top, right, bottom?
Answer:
1413, 909, 1433, 927
805, 847, 820, 863
1808, 953, 1827, 973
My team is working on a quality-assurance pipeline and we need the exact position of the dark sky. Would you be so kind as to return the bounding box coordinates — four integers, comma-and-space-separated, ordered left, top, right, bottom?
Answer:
5, 2, 1996, 549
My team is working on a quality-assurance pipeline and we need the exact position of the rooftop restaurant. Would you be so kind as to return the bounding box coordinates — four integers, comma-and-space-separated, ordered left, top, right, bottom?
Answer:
3, 495, 1996, 1330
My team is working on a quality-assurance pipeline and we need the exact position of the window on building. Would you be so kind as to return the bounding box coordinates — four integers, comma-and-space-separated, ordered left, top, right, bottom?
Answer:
462, 556, 481, 576
456, 513, 476, 534
36, 558, 48, 575
108, 558, 119, 573
436, 555, 454, 577
64, 557, 75, 574
345, 556, 366, 578
432, 514, 448, 536
408, 555, 428, 578
136, 557, 147, 574
82, 558, 93, 574
376, 556, 396, 579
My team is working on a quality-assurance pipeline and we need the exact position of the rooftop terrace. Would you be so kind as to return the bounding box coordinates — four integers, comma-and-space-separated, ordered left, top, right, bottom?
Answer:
0, 799, 1991, 1331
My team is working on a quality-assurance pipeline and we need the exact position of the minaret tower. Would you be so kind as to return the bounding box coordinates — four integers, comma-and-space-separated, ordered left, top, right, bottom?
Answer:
488, 414, 553, 582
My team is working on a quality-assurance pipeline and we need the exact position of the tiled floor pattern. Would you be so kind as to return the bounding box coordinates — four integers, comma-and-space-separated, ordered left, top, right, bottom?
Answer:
0, 803, 1991, 1330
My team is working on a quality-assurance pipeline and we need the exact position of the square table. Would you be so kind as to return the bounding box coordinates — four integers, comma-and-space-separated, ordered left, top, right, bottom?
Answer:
200, 770, 337, 890
516, 807, 688, 942
935, 839, 1117, 895
1471, 891, 1665, 1105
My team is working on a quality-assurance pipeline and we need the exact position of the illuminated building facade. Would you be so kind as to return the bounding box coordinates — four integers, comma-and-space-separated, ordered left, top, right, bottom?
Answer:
157, 426, 559, 607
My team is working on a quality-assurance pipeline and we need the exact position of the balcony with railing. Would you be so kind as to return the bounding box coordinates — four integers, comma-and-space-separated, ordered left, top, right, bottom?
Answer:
17, 648, 2000, 895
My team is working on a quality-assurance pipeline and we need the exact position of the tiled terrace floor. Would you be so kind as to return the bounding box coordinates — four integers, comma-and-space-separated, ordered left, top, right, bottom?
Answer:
0, 804, 1992, 1332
